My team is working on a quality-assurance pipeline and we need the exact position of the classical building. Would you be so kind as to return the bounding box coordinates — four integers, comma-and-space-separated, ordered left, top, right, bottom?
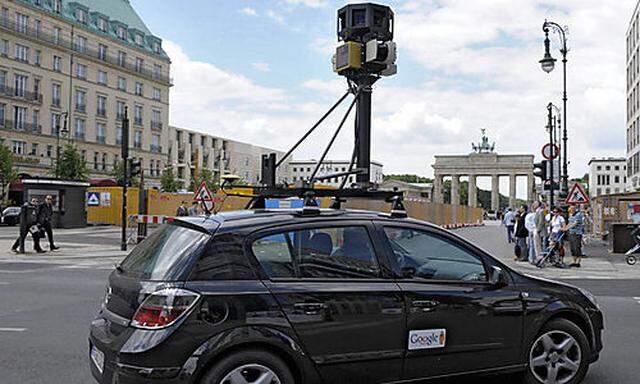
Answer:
0, 0, 171, 185
169, 126, 291, 187
588, 157, 627, 197
288, 159, 384, 187
627, 3, 640, 189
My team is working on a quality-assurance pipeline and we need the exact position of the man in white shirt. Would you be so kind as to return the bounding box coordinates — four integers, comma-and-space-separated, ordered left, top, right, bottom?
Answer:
525, 203, 538, 264
503, 208, 516, 243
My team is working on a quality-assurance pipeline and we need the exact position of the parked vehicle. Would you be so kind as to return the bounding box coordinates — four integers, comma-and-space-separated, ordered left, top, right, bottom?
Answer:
89, 208, 603, 384
1, 206, 20, 226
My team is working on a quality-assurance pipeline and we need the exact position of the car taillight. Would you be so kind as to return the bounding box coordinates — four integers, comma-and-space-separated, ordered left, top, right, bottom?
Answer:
131, 288, 200, 330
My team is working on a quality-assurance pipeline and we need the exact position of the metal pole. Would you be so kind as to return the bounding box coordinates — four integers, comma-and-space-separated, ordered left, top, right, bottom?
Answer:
355, 76, 375, 185
120, 107, 129, 251
137, 169, 146, 243
548, 103, 554, 208
562, 50, 568, 193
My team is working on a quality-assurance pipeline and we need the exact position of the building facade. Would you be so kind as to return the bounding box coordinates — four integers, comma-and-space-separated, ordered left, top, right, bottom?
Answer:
169, 126, 290, 188
378, 179, 433, 201
289, 159, 384, 187
627, 3, 640, 189
0, 0, 171, 185
588, 157, 627, 197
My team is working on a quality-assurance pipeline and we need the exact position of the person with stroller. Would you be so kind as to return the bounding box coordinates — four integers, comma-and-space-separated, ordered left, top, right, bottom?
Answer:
549, 207, 566, 263
566, 205, 585, 268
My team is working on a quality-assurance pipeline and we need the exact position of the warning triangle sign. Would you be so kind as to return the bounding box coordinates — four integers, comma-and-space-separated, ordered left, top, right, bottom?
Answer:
193, 181, 213, 202
565, 183, 589, 205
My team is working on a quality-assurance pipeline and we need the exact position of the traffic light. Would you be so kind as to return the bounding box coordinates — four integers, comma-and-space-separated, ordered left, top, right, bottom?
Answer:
128, 158, 142, 178
533, 161, 548, 181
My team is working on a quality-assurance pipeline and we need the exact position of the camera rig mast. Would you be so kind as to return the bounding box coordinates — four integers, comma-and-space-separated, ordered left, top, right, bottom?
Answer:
223, 3, 401, 213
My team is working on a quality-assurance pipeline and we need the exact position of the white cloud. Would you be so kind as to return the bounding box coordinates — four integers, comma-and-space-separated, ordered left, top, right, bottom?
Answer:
240, 7, 257, 16
251, 62, 271, 72
266, 9, 285, 24
309, 36, 336, 56
284, 0, 328, 8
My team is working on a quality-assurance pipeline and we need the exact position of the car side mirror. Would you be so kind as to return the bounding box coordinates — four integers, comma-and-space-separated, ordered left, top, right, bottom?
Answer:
401, 266, 416, 279
489, 266, 508, 288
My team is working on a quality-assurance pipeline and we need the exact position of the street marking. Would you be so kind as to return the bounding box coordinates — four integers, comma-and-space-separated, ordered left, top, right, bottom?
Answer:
0, 327, 26, 332
0, 282, 10, 285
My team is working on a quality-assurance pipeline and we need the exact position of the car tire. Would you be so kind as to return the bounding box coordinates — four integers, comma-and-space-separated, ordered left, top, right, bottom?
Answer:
524, 318, 590, 384
200, 349, 295, 384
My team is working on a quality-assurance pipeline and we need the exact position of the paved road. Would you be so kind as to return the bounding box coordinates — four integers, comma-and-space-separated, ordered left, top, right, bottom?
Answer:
0, 223, 638, 383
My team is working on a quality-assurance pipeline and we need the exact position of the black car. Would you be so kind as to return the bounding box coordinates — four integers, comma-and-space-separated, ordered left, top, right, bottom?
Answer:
1, 206, 20, 226
89, 208, 603, 384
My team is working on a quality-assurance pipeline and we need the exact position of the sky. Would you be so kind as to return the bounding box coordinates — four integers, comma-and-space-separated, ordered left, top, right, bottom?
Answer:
131, 0, 635, 196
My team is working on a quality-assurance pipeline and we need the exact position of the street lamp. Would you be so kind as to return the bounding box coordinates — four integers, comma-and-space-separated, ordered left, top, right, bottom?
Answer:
54, 112, 69, 178
540, 19, 569, 195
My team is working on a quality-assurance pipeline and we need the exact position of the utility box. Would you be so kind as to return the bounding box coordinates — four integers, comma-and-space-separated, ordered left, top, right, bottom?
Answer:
22, 179, 90, 229
612, 223, 636, 253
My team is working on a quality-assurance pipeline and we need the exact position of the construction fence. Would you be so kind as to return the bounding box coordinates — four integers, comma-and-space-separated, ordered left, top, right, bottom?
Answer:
86, 187, 483, 227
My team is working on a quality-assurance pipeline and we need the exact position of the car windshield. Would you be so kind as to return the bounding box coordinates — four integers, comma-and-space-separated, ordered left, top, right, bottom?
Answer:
119, 224, 209, 280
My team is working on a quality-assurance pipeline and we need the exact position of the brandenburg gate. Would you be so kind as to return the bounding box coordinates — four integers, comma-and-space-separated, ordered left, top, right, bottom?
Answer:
432, 130, 535, 211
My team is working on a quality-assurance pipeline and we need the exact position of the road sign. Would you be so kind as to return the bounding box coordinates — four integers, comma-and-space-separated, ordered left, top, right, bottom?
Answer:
87, 192, 100, 206
193, 182, 214, 212
565, 183, 589, 205
542, 143, 559, 160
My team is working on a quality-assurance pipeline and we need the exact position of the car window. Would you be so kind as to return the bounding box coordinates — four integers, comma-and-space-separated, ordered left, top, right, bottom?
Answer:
252, 225, 380, 279
383, 227, 486, 282
189, 233, 257, 281
120, 224, 209, 280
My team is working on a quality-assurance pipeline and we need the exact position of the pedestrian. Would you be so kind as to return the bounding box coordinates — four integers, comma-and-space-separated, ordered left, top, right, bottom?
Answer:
37, 195, 59, 251
525, 203, 537, 264
513, 205, 529, 261
550, 207, 566, 264
188, 201, 199, 216
176, 201, 188, 217
534, 202, 548, 262
503, 208, 516, 243
11, 197, 44, 254
566, 205, 585, 268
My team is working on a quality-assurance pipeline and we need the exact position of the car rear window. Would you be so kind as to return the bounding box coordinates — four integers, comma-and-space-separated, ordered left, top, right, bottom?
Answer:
119, 224, 209, 280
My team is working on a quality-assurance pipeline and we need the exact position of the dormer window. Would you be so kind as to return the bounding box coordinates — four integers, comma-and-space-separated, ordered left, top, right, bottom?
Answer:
135, 34, 143, 46
153, 41, 161, 53
75, 9, 87, 24
53, 0, 61, 13
117, 26, 126, 40
97, 17, 107, 32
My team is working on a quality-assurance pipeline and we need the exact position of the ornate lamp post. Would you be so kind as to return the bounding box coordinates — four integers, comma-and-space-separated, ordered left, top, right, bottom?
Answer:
54, 112, 69, 178
540, 20, 569, 195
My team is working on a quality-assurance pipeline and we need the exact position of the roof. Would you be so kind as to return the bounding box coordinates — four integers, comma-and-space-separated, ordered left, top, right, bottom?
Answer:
171, 208, 432, 234
588, 157, 626, 165
291, 159, 384, 167
73, 0, 151, 34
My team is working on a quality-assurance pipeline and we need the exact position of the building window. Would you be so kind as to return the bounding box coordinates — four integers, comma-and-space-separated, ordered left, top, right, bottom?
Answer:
118, 76, 126, 91
153, 64, 162, 79
98, 70, 107, 85
35, 50, 41, 66
14, 106, 27, 130
153, 87, 161, 101
116, 127, 123, 145
97, 95, 107, 117
53, 0, 62, 13
615, 175, 620, 183
0, 39, 7, 56
76, 63, 87, 79
75, 90, 86, 113
117, 51, 126, 67
116, 101, 125, 120
75, 118, 86, 139
0, 103, 5, 125
596, 165, 601, 171
151, 134, 160, 152
97, 17, 107, 32
75, 8, 87, 23
135, 57, 144, 73
615, 165, 620, 171
52, 84, 61, 107
134, 105, 143, 125
15, 44, 29, 62
53, 27, 61, 44
135, 34, 143, 46
74, 36, 87, 53
102, 153, 107, 170
34, 19, 41, 36
93, 151, 99, 170
605, 165, 611, 171
98, 44, 108, 61
33, 78, 40, 97
96, 122, 106, 143
53, 55, 62, 72
135, 82, 143, 96
32, 109, 39, 131
134, 130, 142, 148
12, 140, 26, 155
153, 41, 161, 54
51, 113, 60, 135
46, 145, 53, 157
14, 75, 27, 97
152, 109, 161, 124
117, 26, 126, 40
15, 13, 28, 34
30, 143, 38, 156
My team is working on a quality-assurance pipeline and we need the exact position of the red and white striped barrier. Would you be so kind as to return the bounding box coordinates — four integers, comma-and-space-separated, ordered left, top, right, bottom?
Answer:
130, 215, 175, 224
441, 221, 485, 230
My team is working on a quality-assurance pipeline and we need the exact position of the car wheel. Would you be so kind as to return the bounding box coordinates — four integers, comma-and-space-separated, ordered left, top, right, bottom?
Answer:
525, 319, 589, 384
200, 349, 294, 384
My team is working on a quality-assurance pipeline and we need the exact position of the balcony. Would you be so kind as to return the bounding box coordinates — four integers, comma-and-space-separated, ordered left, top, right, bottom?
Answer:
0, 16, 173, 85
52, 98, 61, 107
75, 132, 86, 140
96, 136, 106, 144
133, 141, 142, 149
0, 120, 42, 135
97, 108, 107, 117
76, 104, 86, 113
134, 117, 143, 126
0, 86, 42, 104
116, 112, 125, 121
151, 121, 163, 131
150, 144, 162, 153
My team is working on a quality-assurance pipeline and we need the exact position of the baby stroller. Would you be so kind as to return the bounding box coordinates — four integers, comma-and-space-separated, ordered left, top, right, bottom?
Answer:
536, 232, 566, 268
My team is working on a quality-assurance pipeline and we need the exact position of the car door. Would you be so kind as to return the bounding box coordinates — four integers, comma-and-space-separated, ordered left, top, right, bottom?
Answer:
377, 224, 525, 380
248, 220, 405, 384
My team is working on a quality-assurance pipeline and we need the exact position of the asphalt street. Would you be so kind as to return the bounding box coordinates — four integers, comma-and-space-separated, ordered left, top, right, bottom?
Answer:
0, 223, 638, 384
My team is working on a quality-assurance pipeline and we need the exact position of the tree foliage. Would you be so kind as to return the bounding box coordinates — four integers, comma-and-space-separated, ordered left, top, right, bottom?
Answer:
111, 160, 139, 187
160, 165, 182, 192
0, 141, 18, 204
54, 144, 88, 181
383, 174, 432, 183
189, 168, 219, 193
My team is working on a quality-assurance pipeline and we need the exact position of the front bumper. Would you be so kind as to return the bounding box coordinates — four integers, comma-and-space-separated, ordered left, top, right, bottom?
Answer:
587, 307, 604, 364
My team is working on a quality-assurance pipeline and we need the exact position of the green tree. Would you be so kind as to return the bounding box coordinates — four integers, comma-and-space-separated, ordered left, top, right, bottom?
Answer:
383, 174, 432, 183
189, 169, 219, 193
54, 144, 88, 181
111, 160, 139, 187
0, 140, 18, 204
160, 165, 182, 192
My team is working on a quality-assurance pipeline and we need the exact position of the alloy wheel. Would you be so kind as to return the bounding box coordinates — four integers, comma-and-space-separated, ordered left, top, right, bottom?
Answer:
529, 330, 582, 384
220, 363, 281, 384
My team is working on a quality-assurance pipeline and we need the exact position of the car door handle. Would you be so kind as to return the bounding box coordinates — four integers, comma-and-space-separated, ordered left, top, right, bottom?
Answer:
411, 300, 439, 312
293, 302, 327, 315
